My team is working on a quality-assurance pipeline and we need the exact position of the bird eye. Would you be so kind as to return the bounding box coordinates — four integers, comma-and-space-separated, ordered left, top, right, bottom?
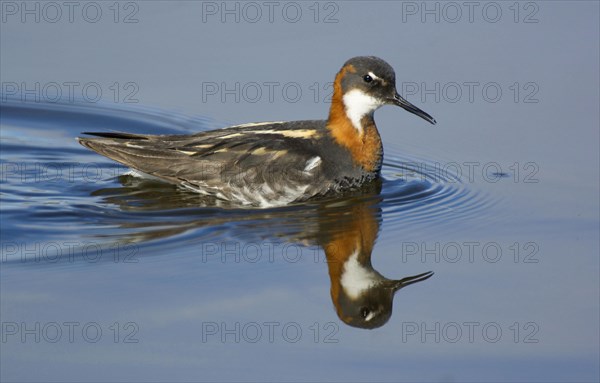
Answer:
360, 307, 370, 318
363, 74, 373, 83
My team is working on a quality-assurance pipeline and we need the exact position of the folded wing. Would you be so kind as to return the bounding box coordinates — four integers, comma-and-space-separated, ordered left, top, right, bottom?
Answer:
78, 121, 330, 206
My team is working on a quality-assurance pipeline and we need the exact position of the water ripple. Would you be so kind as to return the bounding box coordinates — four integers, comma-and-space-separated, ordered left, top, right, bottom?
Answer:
1, 101, 498, 261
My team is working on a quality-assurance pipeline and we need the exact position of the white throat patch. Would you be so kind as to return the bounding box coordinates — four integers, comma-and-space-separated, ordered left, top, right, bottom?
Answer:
340, 250, 380, 299
342, 89, 384, 134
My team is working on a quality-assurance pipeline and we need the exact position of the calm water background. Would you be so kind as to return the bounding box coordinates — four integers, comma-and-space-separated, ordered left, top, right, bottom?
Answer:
1, 1, 599, 382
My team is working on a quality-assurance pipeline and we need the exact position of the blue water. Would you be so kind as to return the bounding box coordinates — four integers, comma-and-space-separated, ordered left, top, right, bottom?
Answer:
1, 2, 599, 382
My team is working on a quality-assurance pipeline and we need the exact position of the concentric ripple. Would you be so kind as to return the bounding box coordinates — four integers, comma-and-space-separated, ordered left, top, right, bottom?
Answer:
378, 153, 497, 232
1, 101, 497, 261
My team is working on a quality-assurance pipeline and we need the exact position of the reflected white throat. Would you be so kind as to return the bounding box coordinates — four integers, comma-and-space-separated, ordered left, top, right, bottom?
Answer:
342, 89, 383, 134
340, 250, 380, 299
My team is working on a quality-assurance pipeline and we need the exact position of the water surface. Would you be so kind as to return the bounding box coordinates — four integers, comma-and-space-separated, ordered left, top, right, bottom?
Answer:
1, 2, 598, 382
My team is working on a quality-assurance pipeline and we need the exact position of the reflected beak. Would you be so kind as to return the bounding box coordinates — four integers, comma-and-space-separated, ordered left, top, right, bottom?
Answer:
391, 93, 436, 125
389, 271, 434, 291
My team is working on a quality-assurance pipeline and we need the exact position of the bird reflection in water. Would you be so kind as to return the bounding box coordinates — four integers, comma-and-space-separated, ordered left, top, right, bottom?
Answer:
92, 176, 434, 329
318, 199, 433, 329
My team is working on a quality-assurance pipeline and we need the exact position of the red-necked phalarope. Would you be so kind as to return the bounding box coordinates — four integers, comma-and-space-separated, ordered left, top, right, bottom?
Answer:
78, 56, 436, 208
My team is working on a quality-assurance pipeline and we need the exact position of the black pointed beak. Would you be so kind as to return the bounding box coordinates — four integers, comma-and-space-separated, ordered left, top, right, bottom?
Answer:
391, 93, 436, 125
390, 271, 434, 291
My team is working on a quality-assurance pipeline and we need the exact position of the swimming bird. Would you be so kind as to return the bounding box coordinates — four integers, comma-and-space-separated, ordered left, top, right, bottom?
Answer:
78, 56, 436, 208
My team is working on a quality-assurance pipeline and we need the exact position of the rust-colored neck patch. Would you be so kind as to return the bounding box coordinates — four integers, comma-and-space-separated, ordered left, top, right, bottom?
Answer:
324, 203, 380, 322
327, 64, 383, 173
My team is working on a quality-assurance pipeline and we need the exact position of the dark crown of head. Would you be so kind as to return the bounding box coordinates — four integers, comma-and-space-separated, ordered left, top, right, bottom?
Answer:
342, 56, 396, 83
